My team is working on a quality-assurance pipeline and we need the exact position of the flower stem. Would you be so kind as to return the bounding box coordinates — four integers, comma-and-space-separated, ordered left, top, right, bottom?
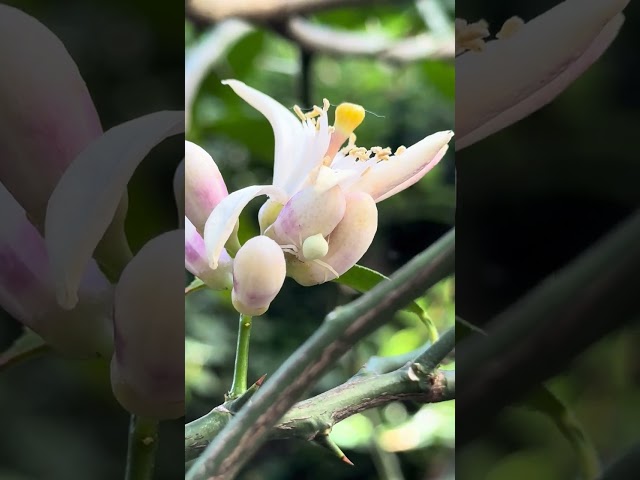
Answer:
229, 314, 253, 399
125, 415, 159, 480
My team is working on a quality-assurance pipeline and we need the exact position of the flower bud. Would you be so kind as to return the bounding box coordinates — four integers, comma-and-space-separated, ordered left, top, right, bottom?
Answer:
185, 217, 233, 290
232, 236, 286, 316
185, 141, 228, 235
0, 5, 102, 229
111, 230, 184, 419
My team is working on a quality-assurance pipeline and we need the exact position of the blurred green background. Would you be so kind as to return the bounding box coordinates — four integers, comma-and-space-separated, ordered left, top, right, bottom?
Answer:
0, 1, 183, 479
186, 1, 455, 479
457, 0, 640, 479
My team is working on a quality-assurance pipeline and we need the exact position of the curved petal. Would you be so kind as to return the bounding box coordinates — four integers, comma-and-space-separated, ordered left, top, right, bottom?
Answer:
456, 0, 628, 150
348, 131, 453, 202
45, 110, 184, 309
222, 80, 303, 189
287, 192, 378, 286
185, 217, 233, 290
375, 144, 449, 202
269, 184, 346, 247
0, 184, 113, 358
204, 185, 288, 269
457, 13, 625, 150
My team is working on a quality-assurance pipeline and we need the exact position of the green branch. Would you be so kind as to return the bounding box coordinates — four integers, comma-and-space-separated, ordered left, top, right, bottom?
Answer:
124, 415, 158, 480
185, 223, 455, 480
457, 209, 640, 445
185, 336, 454, 462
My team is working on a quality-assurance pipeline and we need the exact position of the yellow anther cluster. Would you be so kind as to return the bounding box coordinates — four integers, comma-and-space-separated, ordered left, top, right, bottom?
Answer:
293, 98, 331, 130
394, 145, 407, 156
456, 16, 526, 55
348, 146, 369, 161
455, 18, 489, 55
496, 16, 524, 39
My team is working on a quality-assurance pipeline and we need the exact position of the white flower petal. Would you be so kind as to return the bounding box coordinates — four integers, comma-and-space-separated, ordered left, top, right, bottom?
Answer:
456, 0, 628, 150
348, 131, 453, 201
282, 113, 332, 194
204, 184, 288, 269
46, 110, 184, 309
375, 144, 449, 202
222, 79, 303, 189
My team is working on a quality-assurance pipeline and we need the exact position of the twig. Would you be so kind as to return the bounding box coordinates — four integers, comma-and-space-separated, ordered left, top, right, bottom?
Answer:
185, 228, 455, 479
185, 19, 253, 131
286, 17, 454, 63
124, 415, 159, 480
184, 337, 454, 462
456, 208, 640, 445
597, 441, 640, 480
187, 0, 402, 23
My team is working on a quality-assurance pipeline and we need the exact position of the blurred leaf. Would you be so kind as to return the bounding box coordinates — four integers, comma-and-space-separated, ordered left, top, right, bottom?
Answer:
0, 328, 48, 371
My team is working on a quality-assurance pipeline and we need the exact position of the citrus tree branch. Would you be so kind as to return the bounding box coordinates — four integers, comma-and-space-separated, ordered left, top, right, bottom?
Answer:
185, 228, 455, 479
185, 331, 454, 462
457, 208, 640, 445
187, 0, 402, 22
285, 17, 454, 63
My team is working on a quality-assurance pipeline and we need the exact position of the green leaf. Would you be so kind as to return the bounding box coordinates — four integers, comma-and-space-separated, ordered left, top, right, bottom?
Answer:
456, 316, 599, 479
334, 264, 438, 341
0, 329, 49, 372
522, 385, 600, 480
185, 277, 206, 295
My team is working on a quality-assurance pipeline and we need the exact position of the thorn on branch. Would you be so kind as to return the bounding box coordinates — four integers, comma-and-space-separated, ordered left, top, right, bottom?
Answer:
313, 430, 355, 466
227, 374, 268, 412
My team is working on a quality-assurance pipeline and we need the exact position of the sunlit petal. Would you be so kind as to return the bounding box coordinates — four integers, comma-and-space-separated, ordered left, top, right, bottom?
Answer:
222, 79, 303, 189
348, 131, 453, 202
204, 184, 288, 269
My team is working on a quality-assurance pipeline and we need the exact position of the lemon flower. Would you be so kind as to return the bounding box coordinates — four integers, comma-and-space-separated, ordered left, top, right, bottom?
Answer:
456, 0, 628, 150
204, 80, 453, 289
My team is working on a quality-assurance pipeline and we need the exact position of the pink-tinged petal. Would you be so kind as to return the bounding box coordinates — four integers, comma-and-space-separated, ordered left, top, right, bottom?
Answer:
174, 158, 185, 226
185, 141, 228, 234
287, 192, 378, 286
456, 0, 628, 150
268, 185, 346, 247
232, 236, 286, 316
111, 230, 184, 419
185, 217, 233, 290
204, 185, 288, 269
375, 144, 449, 202
46, 110, 184, 310
0, 5, 102, 229
0, 185, 113, 358
348, 131, 453, 202
222, 79, 303, 190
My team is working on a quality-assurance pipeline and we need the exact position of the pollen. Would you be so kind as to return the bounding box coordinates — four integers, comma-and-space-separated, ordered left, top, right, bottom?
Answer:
293, 105, 306, 122
455, 18, 490, 55
334, 103, 366, 136
496, 16, 524, 39
395, 145, 407, 156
